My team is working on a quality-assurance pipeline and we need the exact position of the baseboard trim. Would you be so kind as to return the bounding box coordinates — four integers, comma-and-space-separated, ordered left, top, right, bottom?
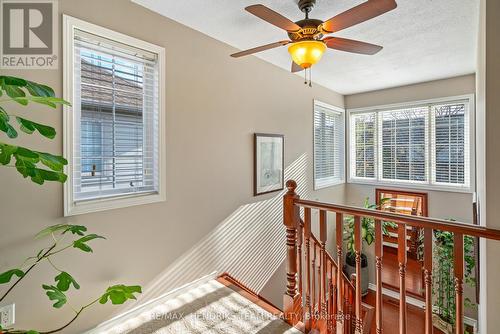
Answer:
368, 283, 478, 334
85, 272, 218, 334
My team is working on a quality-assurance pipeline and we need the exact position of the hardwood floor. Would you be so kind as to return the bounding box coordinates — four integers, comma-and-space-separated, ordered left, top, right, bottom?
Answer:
382, 248, 424, 299
363, 290, 444, 334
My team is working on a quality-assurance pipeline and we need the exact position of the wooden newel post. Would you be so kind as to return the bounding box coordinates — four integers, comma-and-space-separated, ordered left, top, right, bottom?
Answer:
283, 180, 301, 325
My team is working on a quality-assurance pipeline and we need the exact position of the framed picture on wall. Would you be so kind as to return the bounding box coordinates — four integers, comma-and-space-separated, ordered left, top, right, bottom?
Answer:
254, 133, 284, 196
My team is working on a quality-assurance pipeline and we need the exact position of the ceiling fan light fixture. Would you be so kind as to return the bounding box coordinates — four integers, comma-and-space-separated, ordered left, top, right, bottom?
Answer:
287, 40, 326, 69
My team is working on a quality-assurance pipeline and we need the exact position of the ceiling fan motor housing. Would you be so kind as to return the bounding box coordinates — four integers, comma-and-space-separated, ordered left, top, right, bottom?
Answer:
298, 0, 316, 14
288, 18, 324, 41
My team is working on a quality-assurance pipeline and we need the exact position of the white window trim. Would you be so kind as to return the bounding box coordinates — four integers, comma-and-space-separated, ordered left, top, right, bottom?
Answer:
313, 100, 346, 190
63, 15, 166, 216
346, 94, 475, 193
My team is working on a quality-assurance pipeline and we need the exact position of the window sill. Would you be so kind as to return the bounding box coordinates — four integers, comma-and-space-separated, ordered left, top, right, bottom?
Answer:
347, 178, 473, 194
314, 179, 345, 191
64, 191, 165, 216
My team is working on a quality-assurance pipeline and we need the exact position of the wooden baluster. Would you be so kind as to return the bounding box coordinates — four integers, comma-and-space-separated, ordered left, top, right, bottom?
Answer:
330, 261, 335, 334
312, 242, 317, 325
336, 213, 344, 334
332, 261, 337, 334
423, 228, 433, 334
304, 208, 312, 332
283, 180, 301, 325
354, 216, 363, 334
298, 219, 304, 298
454, 233, 464, 334
320, 210, 328, 321
348, 287, 354, 334
374, 219, 383, 334
317, 243, 322, 330
398, 224, 407, 334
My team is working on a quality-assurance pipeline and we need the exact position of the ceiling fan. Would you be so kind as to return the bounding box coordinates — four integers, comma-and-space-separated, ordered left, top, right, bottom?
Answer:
231, 0, 397, 76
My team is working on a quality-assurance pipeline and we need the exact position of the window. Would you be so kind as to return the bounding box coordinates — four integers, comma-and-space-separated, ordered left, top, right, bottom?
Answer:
313, 101, 345, 189
352, 113, 375, 179
348, 96, 473, 191
63, 16, 165, 216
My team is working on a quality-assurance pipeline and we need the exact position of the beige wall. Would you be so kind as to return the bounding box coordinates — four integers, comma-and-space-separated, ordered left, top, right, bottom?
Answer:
345, 74, 476, 109
478, 0, 500, 332
0, 0, 345, 332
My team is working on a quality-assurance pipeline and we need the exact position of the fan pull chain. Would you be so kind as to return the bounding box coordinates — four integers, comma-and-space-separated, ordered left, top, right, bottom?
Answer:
304, 69, 307, 85
309, 68, 312, 87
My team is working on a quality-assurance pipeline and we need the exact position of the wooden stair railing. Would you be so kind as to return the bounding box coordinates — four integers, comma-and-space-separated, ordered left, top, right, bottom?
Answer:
283, 180, 500, 334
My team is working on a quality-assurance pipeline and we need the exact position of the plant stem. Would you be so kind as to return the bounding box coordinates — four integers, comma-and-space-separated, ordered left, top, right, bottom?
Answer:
0, 244, 56, 303
39, 298, 100, 334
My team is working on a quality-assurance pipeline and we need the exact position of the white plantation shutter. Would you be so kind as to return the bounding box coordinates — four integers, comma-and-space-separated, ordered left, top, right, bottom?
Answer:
72, 29, 160, 201
431, 101, 470, 187
379, 107, 428, 183
351, 113, 376, 179
314, 102, 345, 189
349, 97, 472, 190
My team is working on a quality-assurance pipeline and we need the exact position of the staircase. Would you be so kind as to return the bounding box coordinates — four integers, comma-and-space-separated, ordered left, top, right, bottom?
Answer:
92, 179, 500, 334
281, 179, 500, 334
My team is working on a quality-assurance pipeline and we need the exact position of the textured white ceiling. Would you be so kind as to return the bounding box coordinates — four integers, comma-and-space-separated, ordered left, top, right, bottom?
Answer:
131, 0, 479, 95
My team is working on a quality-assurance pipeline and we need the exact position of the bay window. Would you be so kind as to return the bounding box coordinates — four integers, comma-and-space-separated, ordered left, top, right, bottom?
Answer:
348, 96, 473, 191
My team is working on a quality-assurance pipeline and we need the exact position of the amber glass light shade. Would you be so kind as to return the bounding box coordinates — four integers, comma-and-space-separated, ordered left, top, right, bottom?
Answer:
288, 40, 327, 69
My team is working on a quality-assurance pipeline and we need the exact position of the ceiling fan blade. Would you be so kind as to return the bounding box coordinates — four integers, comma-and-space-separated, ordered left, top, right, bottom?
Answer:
246, 4, 301, 32
322, 0, 397, 33
324, 37, 382, 55
291, 61, 303, 73
230, 41, 290, 58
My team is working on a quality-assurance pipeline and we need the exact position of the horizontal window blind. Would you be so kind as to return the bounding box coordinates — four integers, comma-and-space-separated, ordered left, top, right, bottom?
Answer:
314, 102, 345, 189
379, 107, 428, 183
73, 29, 159, 202
351, 113, 376, 179
431, 101, 469, 186
350, 97, 472, 189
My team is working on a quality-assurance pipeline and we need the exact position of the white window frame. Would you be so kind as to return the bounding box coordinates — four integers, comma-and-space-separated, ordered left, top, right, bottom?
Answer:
347, 94, 475, 193
63, 15, 166, 216
313, 100, 346, 190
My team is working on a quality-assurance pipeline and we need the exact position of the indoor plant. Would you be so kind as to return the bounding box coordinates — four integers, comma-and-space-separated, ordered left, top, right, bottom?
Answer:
432, 229, 476, 334
0, 76, 68, 184
0, 76, 142, 333
343, 197, 396, 295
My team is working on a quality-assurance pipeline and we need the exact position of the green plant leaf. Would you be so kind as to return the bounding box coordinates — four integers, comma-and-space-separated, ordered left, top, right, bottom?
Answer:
38, 152, 67, 171
0, 269, 24, 284
12, 96, 70, 108
5, 85, 26, 100
0, 143, 17, 165
13, 152, 66, 184
63, 225, 87, 236
15, 147, 39, 161
99, 285, 142, 305
26, 331, 40, 334
55, 272, 80, 292
17, 117, 56, 139
36, 224, 87, 239
73, 234, 106, 253
0, 117, 18, 138
1, 76, 27, 87
26, 80, 55, 97
42, 284, 67, 308
0, 106, 9, 121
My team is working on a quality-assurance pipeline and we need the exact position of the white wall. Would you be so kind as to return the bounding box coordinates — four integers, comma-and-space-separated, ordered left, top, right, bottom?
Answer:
0, 0, 345, 332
